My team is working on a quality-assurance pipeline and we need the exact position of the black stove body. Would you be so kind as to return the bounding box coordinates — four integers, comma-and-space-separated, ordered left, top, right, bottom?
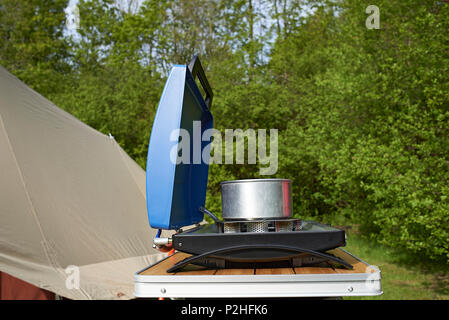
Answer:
173, 221, 345, 261
166, 220, 350, 272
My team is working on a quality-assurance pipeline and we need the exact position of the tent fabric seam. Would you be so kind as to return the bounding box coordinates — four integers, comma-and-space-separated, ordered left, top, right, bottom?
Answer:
0, 112, 52, 274
19, 73, 108, 140
0, 112, 49, 252
0, 66, 107, 140
114, 141, 146, 199
0, 112, 93, 299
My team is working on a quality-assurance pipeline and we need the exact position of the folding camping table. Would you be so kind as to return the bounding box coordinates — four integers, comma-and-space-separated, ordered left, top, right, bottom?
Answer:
134, 248, 382, 298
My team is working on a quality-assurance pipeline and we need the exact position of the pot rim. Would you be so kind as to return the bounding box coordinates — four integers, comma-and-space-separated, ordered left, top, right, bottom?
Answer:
220, 178, 291, 185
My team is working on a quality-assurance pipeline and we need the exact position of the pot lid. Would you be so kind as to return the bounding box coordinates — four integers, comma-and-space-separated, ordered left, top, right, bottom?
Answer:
146, 57, 213, 230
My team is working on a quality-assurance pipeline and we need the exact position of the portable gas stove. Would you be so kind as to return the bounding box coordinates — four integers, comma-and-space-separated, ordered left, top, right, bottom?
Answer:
145, 56, 351, 273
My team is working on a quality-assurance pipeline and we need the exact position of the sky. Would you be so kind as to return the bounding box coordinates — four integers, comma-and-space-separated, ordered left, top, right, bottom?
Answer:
63, 0, 315, 56
64, 0, 80, 35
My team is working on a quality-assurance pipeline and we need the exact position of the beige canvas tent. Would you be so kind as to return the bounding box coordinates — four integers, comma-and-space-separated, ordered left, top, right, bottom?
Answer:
0, 66, 167, 299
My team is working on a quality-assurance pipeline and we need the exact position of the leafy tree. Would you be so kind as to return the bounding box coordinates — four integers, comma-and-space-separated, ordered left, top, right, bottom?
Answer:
270, 0, 449, 261
0, 0, 70, 96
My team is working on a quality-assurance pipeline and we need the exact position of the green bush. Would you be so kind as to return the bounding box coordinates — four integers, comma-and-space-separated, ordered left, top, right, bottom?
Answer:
269, 0, 449, 261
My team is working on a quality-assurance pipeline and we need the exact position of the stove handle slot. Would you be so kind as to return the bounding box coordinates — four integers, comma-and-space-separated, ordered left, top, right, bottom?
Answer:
188, 55, 213, 110
166, 244, 354, 273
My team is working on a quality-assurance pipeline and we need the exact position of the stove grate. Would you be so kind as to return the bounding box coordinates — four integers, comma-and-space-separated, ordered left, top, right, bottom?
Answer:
220, 218, 302, 234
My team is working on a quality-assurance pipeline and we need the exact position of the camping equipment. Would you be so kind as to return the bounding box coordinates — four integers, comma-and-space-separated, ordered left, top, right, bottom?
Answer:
145, 56, 349, 273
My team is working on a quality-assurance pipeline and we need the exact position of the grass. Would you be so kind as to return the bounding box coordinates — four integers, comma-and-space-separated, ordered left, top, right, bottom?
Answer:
341, 229, 449, 300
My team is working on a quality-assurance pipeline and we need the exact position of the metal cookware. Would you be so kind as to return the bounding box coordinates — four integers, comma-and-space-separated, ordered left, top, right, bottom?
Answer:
220, 179, 293, 220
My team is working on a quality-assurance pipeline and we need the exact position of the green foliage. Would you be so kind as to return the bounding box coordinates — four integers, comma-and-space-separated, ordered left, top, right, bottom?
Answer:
270, 0, 449, 261
1, 0, 448, 262
0, 0, 70, 96
51, 62, 164, 167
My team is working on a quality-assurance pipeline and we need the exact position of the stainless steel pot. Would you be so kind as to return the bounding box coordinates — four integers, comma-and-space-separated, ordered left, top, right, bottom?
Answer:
220, 179, 293, 220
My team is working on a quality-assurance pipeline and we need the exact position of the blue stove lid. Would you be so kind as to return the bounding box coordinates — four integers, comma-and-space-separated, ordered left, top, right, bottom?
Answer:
146, 59, 213, 230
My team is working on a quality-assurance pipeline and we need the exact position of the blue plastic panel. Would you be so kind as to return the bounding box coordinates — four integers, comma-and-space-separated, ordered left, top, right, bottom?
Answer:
146, 65, 213, 229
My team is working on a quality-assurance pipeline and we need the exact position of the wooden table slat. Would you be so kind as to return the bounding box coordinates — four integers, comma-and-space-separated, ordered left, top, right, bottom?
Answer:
327, 249, 372, 273
255, 268, 295, 275
140, 252, 191, 275
139, 248, 371, 276
293, 267, 337, 274
215, 268, 254, 275
174, 266, 217, 276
